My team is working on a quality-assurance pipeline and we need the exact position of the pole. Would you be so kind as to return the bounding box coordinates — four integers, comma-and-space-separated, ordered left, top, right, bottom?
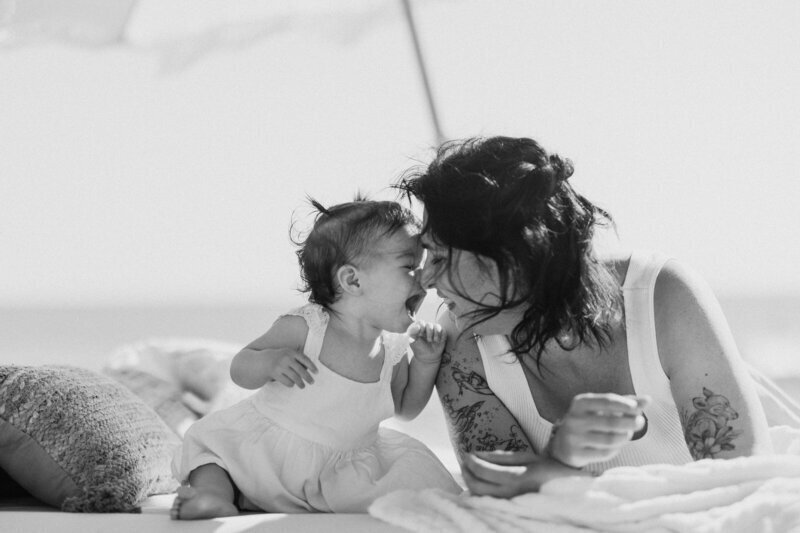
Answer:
400, 0, 445, 145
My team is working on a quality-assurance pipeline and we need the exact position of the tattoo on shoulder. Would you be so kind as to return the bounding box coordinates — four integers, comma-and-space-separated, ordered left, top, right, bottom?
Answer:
449, 399, 484, 436
440, 394, 529, 454
436, 341, 529, 454
451, 368, 493, 396
681, 387, 742, 459
476, 425, 529, 452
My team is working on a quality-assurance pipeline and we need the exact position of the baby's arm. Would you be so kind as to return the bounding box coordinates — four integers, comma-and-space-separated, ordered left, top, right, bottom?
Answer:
230, 315, 318, 390
390, 322, 445, 421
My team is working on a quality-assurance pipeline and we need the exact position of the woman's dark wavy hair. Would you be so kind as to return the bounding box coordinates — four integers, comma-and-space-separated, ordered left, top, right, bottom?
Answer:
293, 195, 418, 308
395, 136, 622, 366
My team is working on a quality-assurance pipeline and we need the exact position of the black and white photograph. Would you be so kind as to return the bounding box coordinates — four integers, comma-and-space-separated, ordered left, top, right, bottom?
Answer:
2, 1, 800, 531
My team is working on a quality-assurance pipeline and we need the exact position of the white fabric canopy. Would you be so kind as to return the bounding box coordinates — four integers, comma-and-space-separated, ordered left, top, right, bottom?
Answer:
1, 0, 408, 62
0, 0, 444, 139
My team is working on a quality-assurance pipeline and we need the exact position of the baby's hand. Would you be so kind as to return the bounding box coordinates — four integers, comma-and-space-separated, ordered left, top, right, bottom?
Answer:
263, 347, 318, 388
406, 321, 446, 365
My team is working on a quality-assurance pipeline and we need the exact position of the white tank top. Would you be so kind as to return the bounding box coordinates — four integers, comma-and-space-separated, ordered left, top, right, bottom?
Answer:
251, 303, 409, 449
477, 250, 693, 473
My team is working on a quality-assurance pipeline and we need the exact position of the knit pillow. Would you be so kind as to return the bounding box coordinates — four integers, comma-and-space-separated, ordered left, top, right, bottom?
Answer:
0, 365, 180, 512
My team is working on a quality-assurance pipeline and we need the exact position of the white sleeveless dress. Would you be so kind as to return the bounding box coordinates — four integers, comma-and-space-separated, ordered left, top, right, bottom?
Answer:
173, 303, 461, 512
477, 250, 694, 474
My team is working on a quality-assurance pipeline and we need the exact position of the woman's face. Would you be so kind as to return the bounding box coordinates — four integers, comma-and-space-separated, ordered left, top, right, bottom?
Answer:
419, 211, 524, 334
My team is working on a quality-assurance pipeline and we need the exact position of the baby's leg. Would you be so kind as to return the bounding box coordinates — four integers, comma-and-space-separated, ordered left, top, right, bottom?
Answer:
171, 464, 239, 520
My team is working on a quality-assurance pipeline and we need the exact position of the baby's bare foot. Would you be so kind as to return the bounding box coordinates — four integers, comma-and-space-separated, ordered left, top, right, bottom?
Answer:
170, 485, 238, 520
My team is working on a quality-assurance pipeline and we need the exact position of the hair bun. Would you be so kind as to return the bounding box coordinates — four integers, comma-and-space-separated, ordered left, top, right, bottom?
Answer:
513, 156, 566, 208
548, 154, 574, 182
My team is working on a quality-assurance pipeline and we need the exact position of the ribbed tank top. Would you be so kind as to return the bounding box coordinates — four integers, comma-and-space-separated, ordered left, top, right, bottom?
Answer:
477, 250, 693, 473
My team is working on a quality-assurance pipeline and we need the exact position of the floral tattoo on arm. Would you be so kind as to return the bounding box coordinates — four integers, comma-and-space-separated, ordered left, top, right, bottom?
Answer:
437, 348, 529, 455
681, 387, 741, 459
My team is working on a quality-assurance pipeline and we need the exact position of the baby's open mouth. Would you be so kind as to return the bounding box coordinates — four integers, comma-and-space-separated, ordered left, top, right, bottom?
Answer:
404, 293, 425, 318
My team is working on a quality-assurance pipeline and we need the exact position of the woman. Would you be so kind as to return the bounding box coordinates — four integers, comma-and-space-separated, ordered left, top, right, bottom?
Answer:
396, 135, 772, 497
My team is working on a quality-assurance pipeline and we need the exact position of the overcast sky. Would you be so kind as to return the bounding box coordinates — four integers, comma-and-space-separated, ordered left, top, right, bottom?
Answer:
2, 0, 799, 307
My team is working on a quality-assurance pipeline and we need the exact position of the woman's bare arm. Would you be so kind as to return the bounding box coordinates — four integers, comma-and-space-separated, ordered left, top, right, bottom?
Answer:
435, 311, 532, 462
655, 260, 772, 459
436, 311, 595, 495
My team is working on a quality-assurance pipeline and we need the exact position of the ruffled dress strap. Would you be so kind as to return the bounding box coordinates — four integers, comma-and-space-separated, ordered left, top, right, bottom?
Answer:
380, 332, 411, 379
280, 303, 329, 359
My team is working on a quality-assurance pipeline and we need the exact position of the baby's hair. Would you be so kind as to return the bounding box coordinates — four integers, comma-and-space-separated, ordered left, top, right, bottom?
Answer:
294, 194, 419, 307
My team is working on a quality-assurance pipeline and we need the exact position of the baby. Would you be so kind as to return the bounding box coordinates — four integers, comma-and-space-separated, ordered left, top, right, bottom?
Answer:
171, 197, 461, 518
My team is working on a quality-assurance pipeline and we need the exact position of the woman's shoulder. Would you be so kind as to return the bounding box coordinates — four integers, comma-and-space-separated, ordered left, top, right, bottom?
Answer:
607, 248, 714, 321
602, 248, 698, 290
653, 256, 718, 322
650, 255, 727, 373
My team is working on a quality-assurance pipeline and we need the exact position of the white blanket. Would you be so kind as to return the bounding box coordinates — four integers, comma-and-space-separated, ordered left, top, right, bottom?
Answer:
369, 427, 800, 533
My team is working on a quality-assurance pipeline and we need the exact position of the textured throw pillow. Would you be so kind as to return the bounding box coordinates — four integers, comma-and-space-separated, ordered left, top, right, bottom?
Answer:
0, 365, 180, 512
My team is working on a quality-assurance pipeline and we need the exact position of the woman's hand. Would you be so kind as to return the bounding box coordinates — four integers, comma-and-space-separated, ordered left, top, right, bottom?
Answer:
547, 393, 650, 468
407, 321, 446, 364
462, 451, 590, 498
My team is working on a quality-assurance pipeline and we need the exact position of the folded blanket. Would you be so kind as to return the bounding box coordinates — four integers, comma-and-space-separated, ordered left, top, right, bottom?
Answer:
370, 427, 800, 533
104, 338, 253, 422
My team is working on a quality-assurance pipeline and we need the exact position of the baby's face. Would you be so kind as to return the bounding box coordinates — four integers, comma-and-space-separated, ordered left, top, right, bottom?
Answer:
357, 225, 426, 333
